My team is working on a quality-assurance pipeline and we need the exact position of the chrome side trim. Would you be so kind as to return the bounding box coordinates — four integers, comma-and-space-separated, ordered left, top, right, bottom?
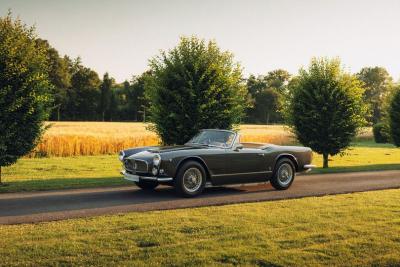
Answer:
121, 171, 173, 182
212, 170, 272, 177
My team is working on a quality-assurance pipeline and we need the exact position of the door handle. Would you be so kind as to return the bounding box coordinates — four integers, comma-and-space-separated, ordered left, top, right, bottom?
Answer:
258, 153, 264, 156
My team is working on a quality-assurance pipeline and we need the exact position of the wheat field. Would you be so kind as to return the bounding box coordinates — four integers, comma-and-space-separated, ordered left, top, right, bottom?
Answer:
30, 122, 372, 157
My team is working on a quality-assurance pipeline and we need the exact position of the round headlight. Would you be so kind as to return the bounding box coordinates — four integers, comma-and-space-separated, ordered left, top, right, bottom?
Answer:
153, 154, 161, 166
118, 151, 125, 162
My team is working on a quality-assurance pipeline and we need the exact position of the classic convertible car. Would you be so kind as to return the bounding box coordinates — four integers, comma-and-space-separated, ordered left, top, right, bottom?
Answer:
119, 129, 315, 197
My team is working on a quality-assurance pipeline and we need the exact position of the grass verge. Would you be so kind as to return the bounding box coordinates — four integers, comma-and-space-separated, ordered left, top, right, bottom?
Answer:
1, 141, 399, 193
1, 189, 399, 266
0, 155, 128, 193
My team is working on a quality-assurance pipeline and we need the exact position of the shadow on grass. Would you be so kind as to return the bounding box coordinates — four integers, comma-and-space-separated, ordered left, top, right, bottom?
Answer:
0, 177, 129, 193
310, 163, 400, 174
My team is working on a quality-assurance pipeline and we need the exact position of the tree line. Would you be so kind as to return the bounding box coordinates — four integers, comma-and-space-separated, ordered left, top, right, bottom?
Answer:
39, 35, 397, 126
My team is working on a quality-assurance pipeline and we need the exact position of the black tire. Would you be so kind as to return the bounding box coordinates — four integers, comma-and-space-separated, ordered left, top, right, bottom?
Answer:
135, 180, 158, 190
270, 158, 296, 190
174, 161, 206, 197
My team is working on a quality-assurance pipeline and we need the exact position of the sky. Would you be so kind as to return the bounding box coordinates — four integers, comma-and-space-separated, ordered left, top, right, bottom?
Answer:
1, 0, 399, 82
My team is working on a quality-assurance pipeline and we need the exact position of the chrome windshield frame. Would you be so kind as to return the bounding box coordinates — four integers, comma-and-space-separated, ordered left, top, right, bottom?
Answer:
185, 129, 238, 149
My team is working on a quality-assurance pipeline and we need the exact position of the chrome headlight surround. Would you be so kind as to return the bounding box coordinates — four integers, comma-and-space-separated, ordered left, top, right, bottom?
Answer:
118, 151, 125, 162
152, 154, 161, 175
153, 154, 161, 166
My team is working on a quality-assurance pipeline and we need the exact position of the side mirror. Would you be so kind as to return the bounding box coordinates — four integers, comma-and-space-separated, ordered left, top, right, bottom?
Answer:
234, 144, 243, 151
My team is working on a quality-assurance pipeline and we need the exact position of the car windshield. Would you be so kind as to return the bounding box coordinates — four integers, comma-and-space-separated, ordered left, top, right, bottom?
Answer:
186, 130, 236, 148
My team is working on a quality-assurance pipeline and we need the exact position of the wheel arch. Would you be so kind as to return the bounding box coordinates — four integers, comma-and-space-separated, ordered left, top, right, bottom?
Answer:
175, 156, 211, 181
274, 153, 299, 172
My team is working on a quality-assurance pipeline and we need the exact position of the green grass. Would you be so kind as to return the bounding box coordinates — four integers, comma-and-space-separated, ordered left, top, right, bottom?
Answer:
311, 141, 400, 174
0, 155, 128, 193
1, 141, 400, 193
1, 189, 399, 266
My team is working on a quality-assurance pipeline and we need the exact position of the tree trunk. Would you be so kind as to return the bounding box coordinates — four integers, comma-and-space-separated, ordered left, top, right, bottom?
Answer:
0, 166, 2, 185
323, 153, 329, 168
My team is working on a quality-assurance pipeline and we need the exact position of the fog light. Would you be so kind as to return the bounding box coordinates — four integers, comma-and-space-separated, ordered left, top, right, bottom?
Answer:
152, 167, 158, 176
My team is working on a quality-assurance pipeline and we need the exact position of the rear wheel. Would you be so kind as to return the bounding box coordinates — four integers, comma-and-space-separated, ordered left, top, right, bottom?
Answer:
270, 158, 296, 190
174, 161, 206, 197
135, 180, 158, 190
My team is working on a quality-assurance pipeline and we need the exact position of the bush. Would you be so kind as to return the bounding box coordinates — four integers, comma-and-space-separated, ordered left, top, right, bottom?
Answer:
373, 123, 391, 143
145, 36, 248, 145
0, 13, 52, 183
389, 88, 400, 147
283, 58, 367, 168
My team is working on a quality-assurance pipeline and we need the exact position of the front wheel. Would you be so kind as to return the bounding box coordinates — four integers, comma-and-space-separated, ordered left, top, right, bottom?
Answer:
174, 161, 206, 197
270, 158, 296, 190
135, 180, 158, 190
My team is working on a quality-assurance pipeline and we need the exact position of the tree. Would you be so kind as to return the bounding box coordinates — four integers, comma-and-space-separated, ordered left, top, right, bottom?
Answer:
146, 36, 248, 145
389, 87, 400, 147
65, 64, 101, 120
264, 69, 291, 94
246, 70, 290, 123
0, 13, 52, 183
284, 58, 367, 168
99, 73, 112, 121
36, 39, 71, 121
357, 67, 393, 124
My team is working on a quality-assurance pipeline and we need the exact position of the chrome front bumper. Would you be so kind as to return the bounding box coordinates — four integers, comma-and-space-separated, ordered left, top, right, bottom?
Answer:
303, 164, 316, 172
121, 170, 173, 183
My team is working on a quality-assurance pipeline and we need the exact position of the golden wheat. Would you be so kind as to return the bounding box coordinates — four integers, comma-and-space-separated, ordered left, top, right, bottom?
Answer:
29, 122, 372, 157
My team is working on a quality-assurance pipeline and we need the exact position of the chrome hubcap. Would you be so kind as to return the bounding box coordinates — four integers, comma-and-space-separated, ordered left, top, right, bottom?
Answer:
277, 163, 293, 186
183, 168, 202, 193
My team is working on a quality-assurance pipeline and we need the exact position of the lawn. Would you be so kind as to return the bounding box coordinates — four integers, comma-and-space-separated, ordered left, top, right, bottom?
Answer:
0, 189, 399, 266
1, 141, 400, 193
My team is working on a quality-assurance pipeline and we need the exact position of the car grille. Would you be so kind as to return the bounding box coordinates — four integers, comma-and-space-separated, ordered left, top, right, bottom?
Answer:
124, 159, 148, 173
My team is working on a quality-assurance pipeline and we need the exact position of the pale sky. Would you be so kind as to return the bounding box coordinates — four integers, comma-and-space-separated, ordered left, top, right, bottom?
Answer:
1, 0, 399, 82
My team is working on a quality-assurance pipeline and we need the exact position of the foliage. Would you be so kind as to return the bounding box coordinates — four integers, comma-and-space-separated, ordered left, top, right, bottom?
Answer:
35, 39, 71, 121
0, 13, 52, 182
357, 67, 393, 124
145, 36, 248, 145
246, 70, 290, 124
389, 87, 400, 147
372, 122, 391, 143
65, 64, 101, 120
99, 73, 114, 121
284, 58, 367, 168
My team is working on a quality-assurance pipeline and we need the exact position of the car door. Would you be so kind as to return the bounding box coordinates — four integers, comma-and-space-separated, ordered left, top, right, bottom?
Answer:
211, 148, 270, 185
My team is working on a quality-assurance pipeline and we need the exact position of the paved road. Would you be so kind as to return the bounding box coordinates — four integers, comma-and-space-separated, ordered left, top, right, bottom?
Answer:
1, 170, 400, 225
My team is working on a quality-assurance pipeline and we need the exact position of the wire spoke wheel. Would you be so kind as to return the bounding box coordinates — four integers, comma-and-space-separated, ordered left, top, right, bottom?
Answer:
182, 167, 203, 193
277, 163, 294, 186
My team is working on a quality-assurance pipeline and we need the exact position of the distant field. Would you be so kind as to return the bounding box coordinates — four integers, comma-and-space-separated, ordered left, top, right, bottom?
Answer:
1, 189, 399, 266
31, 122, 373, 157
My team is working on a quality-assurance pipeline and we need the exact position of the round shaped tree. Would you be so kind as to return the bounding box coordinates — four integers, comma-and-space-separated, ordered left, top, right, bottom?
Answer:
389, 88, 400, 146
146, 36, 248, 145
0, 14, 52, 183
284, 58, 367, 168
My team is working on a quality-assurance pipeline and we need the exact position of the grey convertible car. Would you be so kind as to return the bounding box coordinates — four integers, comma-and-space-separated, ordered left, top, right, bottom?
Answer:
119, 129, 315, 197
